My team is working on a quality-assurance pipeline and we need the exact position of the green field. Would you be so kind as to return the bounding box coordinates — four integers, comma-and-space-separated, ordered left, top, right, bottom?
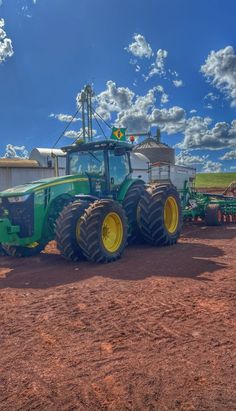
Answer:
195, 172, 236, 188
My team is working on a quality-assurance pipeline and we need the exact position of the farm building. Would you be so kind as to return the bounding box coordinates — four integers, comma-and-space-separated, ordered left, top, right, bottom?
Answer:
0, 148, 66, 191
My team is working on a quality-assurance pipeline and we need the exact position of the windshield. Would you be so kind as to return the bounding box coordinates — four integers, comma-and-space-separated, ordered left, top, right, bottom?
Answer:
69, 150, 105, 176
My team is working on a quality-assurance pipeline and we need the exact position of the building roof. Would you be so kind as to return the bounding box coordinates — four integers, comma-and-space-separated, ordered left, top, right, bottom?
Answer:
0, 159, 39, 168
133, 137, 171, 151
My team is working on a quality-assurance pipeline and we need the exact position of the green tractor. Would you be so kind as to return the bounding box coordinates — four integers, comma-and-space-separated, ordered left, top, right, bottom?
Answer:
0, 139, 182, 263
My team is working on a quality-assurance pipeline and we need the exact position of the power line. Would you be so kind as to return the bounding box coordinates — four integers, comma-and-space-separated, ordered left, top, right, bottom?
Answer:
71, 129, 84, 145
92, 107, 112, 129
93, 112, 107, 139
52, 106, 81, 148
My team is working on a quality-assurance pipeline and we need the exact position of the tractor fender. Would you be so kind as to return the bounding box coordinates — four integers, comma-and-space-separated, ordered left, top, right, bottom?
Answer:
117, 178, 146, 202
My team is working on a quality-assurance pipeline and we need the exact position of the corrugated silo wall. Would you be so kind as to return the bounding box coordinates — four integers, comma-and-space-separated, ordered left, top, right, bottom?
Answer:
0, 167, 58, 191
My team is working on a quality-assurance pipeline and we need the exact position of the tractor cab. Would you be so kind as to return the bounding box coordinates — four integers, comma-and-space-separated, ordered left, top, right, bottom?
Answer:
64, 140, 133, 198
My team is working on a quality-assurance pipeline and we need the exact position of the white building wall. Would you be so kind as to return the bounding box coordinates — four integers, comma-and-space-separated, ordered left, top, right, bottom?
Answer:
0, 168, 57, 191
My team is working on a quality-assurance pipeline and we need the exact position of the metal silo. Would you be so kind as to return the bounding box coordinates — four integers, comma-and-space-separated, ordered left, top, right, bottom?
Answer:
133, 137, 175, 164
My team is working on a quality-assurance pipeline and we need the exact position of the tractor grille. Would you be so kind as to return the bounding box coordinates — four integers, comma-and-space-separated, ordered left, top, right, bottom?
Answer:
2, 194, 34, 237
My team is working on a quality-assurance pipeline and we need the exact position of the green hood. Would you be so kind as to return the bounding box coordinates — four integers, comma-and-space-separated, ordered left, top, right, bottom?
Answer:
0, 174, 88, 197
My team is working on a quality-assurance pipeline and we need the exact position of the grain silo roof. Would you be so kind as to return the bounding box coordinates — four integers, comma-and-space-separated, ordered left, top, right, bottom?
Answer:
134, 138, 170, 150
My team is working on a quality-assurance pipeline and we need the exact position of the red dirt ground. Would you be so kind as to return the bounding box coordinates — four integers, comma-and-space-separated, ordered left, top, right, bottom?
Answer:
0, 224, 236, 411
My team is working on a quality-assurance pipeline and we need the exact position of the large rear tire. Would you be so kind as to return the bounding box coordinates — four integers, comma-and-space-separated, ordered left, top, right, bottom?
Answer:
138, 184, 182, 246
2, 243, 44, 257
55, 200, 90, 262
205, 204, 222, 226
122, 181, 145, 243
79, 199, 128, 263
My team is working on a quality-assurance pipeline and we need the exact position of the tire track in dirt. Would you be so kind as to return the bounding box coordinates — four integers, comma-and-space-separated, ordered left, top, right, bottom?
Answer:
0, 225, 236, 410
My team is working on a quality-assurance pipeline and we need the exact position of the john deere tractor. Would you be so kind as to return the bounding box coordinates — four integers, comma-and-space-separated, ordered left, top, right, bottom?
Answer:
0, 139, 182, 263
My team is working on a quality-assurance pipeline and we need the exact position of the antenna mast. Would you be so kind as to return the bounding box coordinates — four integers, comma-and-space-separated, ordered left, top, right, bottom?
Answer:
78, 84, 94, 142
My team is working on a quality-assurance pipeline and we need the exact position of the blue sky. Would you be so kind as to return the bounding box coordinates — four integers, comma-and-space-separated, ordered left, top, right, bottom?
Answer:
1, 0, 236, 172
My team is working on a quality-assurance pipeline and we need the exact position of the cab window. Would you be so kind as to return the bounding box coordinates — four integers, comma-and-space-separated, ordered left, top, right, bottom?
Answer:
69, 150, 105, 176
108, 150, 130, 185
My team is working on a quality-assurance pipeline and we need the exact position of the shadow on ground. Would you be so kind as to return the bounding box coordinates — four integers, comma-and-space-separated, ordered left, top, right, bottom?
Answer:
184, 223, 236, 240
0, 241, 226, 290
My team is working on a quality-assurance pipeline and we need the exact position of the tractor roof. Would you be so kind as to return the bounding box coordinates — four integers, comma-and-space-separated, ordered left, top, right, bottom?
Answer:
62, 139, 132, 153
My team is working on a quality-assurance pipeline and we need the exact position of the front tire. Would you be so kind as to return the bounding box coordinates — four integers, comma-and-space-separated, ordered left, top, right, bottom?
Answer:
138, 184, 182, 246
55, 200, 90, 262
79, 199, 128, 263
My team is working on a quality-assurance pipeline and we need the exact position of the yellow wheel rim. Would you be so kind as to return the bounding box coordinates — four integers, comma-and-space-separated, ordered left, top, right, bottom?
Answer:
102, 212, 123, 253
164, 196, 179, 234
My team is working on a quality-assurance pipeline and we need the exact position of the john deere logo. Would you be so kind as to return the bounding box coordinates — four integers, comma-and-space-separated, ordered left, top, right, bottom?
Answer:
111, 127, 126, 141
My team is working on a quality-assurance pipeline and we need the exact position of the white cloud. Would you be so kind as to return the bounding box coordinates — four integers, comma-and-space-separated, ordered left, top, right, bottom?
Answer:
204, 103, 213, 110
176, 151, 222, 173
2, 144, 29, 159
201, 46, 236, 107
173, 79, 183, 88
169, 70, 179, 77
149, 106, 186, 134
155, 85, 164, 93
155, 85, 169, 104
129, 58, 138, 65
95, 80, 135, 121
115, 87, 157, 133
0, 18, 14, 63
146, 49, 168, 79
49, 113, 80, 122
220, 149, 236, 160
177, 117, 236, 150
204, 92, 219, 101
190, 109, 197, 114
201, 160, 222, 173
176, 150, 222, 172
106, 86, 186, 134
203, 92, 219, 109
175, 151, 208, 166
160, 93, 169, 104
64, 130, 81, 138
125, 34, 153, 59
230, 166, 236, 170
65, 128, 96, 139
0, 0, 3, 7
116, 111, 151, 133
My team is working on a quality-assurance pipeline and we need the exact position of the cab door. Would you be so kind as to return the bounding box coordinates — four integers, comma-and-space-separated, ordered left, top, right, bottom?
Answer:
108, 149, 131, 195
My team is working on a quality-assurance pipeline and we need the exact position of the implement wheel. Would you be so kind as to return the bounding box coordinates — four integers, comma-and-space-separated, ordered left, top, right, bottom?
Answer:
138, 184, 182, 246
122, 181, 145, 243
205, 204, 222, 226
79, 199, 128, 263
2, 243, 44, 257
55, 200, 89, 262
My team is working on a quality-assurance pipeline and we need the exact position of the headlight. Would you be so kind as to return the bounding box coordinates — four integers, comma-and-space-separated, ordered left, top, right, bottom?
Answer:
8, 194, 30, 203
